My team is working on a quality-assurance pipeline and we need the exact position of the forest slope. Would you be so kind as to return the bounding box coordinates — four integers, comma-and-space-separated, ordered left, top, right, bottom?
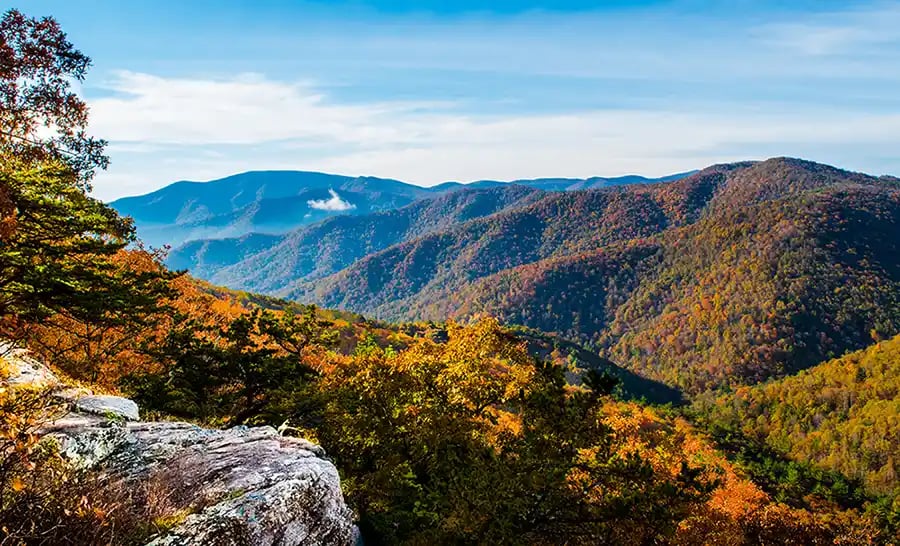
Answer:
697, 334, 900, 504
283, 166, 733, 315
289, 159, 900, 394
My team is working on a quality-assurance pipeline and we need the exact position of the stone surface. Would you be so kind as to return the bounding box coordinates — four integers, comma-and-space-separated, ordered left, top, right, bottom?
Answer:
73, 394, 140, 421
47, 419, 354, 546
4, 341, 355, 546
42, 414, 133, 469
0, 342, 60, 387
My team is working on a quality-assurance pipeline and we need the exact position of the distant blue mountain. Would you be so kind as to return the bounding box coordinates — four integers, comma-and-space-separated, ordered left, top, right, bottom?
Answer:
111, 169, 695, 248
111, 171, 439, 247
432, 171, 696, 192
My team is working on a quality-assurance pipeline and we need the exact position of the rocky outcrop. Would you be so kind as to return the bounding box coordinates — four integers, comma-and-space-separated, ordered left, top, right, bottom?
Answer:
1, 345, 356, 546
73, 394, 140, 421
0, 342, 59, 387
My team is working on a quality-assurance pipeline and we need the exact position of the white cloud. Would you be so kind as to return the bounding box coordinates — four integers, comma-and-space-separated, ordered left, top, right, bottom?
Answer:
89, 71, 443, 146
86, 59, 900, 201
307, 189, 356, 211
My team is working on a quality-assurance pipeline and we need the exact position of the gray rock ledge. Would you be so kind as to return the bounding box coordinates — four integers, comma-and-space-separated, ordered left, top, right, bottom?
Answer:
3, 344, 355, 545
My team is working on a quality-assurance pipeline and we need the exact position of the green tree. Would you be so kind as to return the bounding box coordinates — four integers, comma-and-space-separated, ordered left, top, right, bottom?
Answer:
0, 8, 176, 346
315, 319, 713, 545
0, 9, 107, 183
127, 308, 335, 426
0, 157, 176, 346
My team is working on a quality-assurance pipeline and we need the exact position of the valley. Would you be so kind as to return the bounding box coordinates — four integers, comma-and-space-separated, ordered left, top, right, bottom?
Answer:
3, 4, 900, 544
143, 158, 900, 397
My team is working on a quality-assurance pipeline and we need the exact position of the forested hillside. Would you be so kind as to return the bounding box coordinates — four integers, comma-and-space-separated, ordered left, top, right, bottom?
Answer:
280, 159, 900, 396
698, 334, 900, 504
601, 181, 900, 393
168, 185, 544, 292
279, 161, 740, 316
284, 177, 711, 314
3, 7, 899, 544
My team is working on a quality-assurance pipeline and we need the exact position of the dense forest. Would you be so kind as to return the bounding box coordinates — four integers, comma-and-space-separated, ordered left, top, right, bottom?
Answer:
1, 8, 898, 545
696, 335, 900, 509
285, 183, 693, 312
268, 158, 900, 399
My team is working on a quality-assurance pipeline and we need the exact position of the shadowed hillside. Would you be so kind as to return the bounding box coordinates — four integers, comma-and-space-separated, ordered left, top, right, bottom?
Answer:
280, 158, 900, 395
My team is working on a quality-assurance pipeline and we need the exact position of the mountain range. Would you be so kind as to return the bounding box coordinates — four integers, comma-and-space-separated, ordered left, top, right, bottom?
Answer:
92, 157, 900, 535
111, 170, 692, 248
128, 158, 900, 399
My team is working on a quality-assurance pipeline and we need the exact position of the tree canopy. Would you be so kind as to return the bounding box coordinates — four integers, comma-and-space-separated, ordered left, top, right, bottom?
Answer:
0, 8, 107, 184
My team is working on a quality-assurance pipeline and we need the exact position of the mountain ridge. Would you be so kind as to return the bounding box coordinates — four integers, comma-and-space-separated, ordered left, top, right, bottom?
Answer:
121, 157, 900, 398
167, 185, 547, 290
278, 157, 900, 394
112, 169, 694, 247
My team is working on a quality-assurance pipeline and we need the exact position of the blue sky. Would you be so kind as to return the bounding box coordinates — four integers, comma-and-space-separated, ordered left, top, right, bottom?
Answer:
12, 0, 900, 199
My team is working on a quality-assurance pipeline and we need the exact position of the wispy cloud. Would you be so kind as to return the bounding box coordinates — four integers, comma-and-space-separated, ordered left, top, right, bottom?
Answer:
89, 71, 900, 200
90, 71, 448, 146
82, 1, 900, 200
307, 189, 356, 211
755, 2, 900, 56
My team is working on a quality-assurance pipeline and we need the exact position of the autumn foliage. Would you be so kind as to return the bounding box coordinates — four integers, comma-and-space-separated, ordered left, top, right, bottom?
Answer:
1, 6, 898, 545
